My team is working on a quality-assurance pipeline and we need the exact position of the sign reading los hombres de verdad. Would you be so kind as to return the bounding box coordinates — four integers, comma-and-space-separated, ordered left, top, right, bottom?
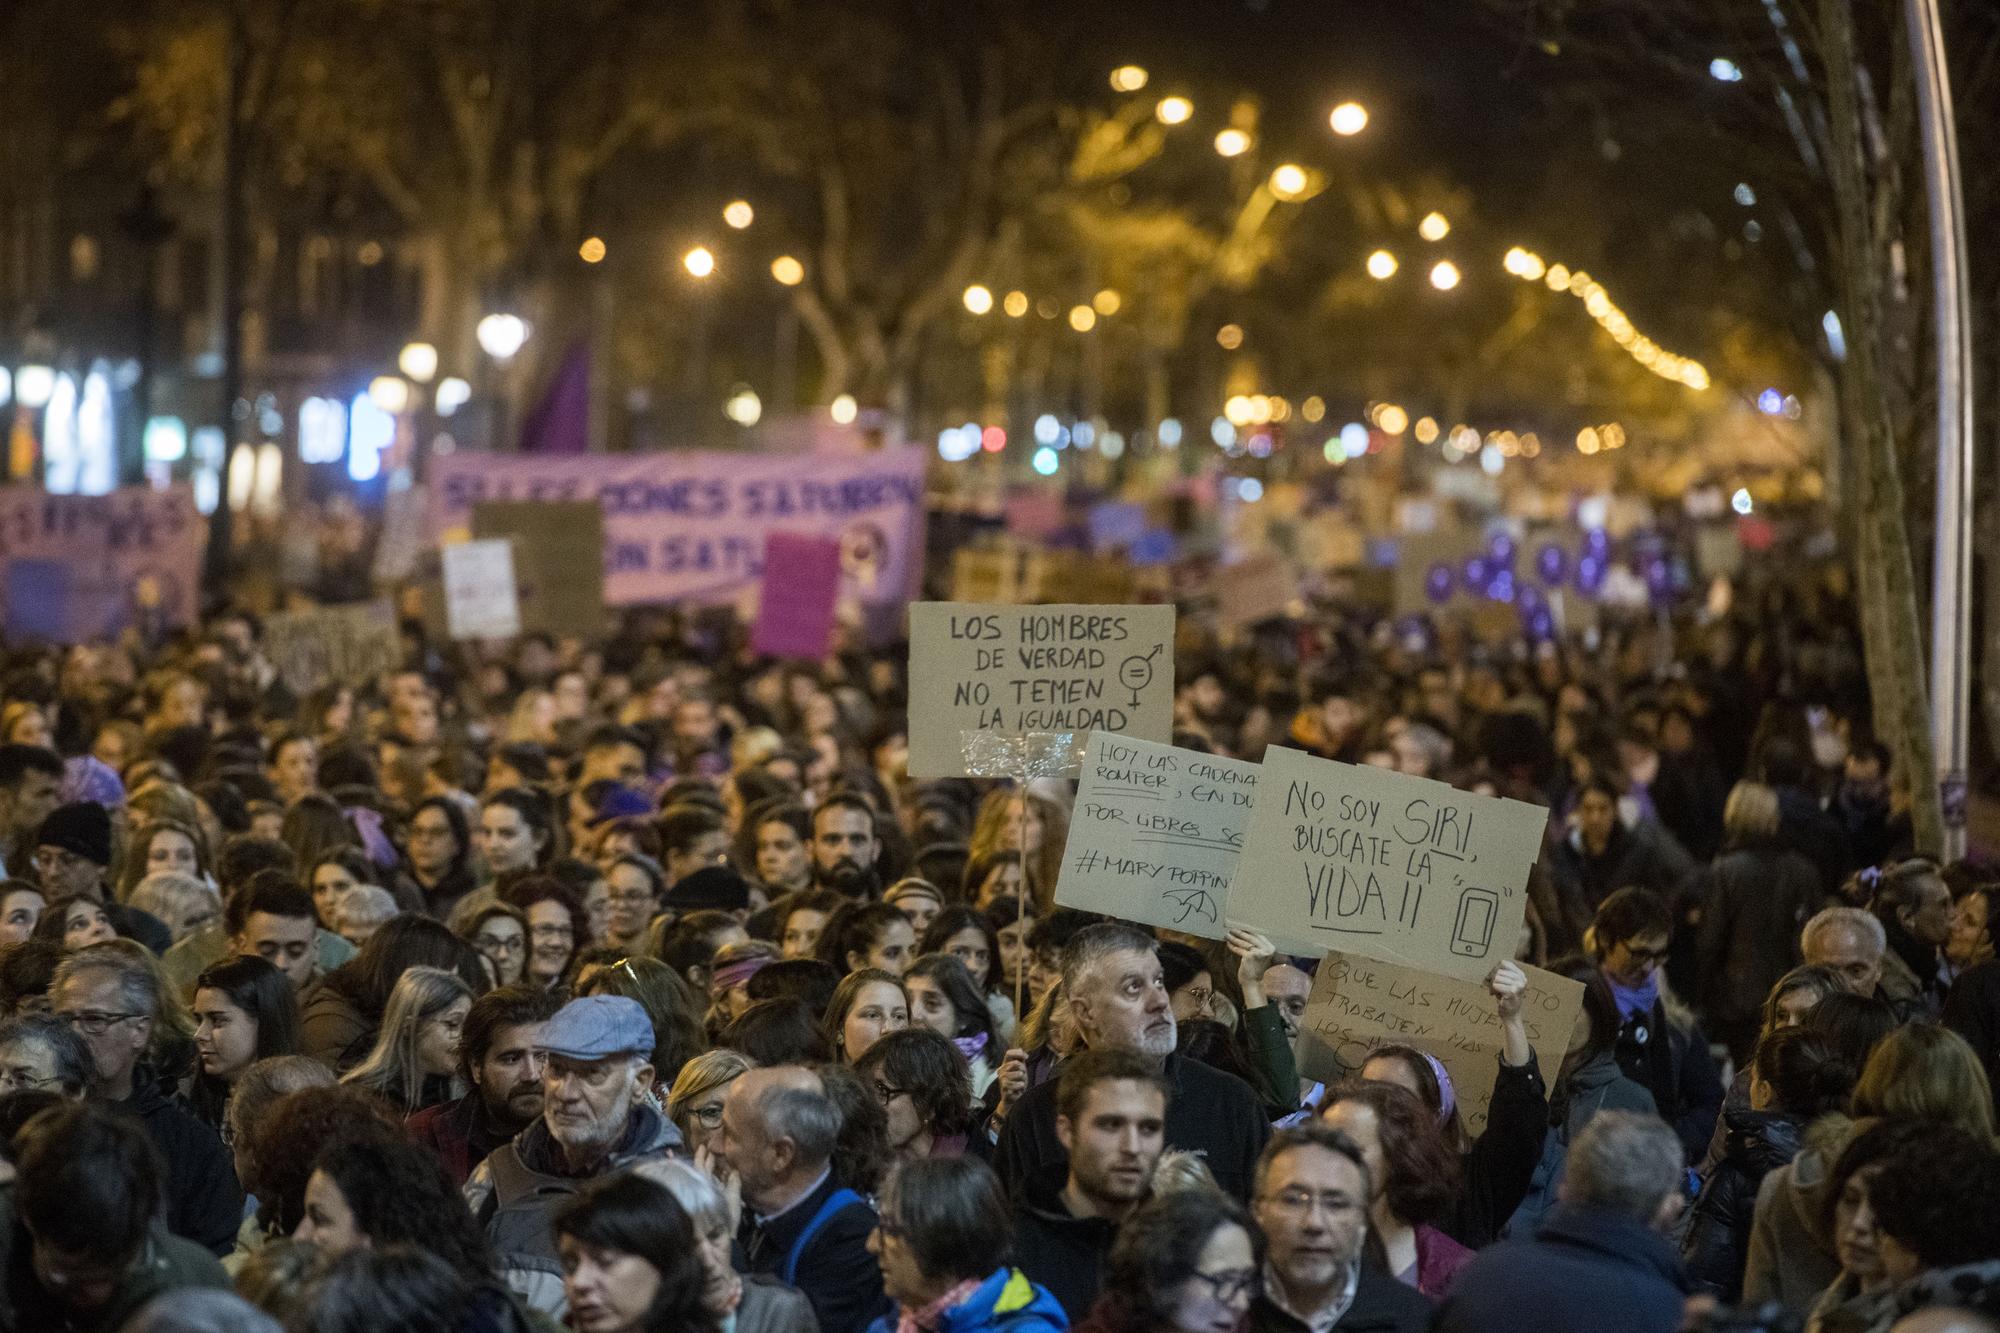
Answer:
906, 602, 1175, 779
1054, 733, 1257, 940
1228, 746, 1549, 982
427, 448, 926, 608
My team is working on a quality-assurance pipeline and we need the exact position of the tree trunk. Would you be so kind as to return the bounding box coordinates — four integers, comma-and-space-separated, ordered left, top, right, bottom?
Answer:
1823, 0, 1944, 853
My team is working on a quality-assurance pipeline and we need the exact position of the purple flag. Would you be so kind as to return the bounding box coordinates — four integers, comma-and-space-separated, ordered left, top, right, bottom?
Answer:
753, 533, 842, 660
517, 341, 590, 454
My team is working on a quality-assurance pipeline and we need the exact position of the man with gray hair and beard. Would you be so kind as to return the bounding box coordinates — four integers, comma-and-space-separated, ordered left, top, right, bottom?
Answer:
992, 921, 1269, 1200
716, 1064, 889, 1333
465, 994, 681, 1316
1432, 1110, 1691, 1333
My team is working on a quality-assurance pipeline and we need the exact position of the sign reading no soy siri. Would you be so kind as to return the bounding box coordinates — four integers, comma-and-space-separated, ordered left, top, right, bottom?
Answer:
1228, 746, 1549, 982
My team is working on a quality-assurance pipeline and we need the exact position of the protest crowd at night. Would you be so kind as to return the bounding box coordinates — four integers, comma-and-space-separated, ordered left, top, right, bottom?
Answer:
9, 0, 2000, 1328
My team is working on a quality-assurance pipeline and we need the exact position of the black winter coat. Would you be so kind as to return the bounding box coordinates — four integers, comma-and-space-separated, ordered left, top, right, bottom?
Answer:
1681, 1110, 1805, 1300
1437, 1055, 1549, 1250
1614, 998, 1724, 1162
1692, 841, 1824, 1027
119, 1069, 243, 1255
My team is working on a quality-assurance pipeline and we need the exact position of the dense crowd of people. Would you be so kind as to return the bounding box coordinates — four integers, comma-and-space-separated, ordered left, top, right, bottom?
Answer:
0, 585, 1992, 1333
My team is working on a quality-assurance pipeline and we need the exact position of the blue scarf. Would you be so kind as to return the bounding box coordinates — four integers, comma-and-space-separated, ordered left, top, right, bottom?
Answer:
1609, 973, 1659, 1025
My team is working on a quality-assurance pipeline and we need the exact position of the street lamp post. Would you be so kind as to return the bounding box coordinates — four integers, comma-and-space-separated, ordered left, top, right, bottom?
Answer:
1906, 0, 1974, 858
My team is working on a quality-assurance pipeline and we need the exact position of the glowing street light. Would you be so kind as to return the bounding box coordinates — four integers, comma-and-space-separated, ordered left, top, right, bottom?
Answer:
14, 365, 54, 409
368, 375, 411, 414
829, 394, 859, 425
1269, 164, 1309, 200
1366, 250, 1399, 280
578, 237, 607, 264
1418, 212, 1451, 241
771, 255, 805, 286
1216, 324, 1244, 350
397, 342, 439, 384
1214, 128, 1252, 157
1003, 290, 1030, 317
683, 246, 716, 278
1429, 260, 1462, 291
475, 314, 528, 360
1329, 101, 1370, 136
724, 387, 762, 426
1109, 65, 1149, 92
1092, 289, 1122, 316
1068, 305, 1098, 332
1155, 96, 1193, 125
722, 200, 755, 229
963, 284, 994, 315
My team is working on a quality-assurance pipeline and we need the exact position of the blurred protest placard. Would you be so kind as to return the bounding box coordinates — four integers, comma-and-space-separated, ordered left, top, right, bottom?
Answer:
907, 602, 1174, 778
372, 484, 429, 584
1296, 951, 1584, 1135
753, 533, 842, 659
442, 539, 521, 640
263, 602, 400, 695
1055, 734, 1257, 938
1213, 554, 1297, 630
0, 485, 202, 639
472, 500, 603, 638
430, 447, 926, 609
1229, 746, 1548, 981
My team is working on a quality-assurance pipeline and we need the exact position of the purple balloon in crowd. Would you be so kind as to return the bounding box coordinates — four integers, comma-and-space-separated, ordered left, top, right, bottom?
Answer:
1535, 543, 1567, 586
1487, 533, 1516, 567
1426, 563, 1456, 603
1576, 554, 1606, 595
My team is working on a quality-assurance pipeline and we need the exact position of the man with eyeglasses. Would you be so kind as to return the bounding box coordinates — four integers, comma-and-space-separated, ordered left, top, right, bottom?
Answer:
50, 944, 242, 1255
465, 994, 681, 1317
0, 1012, 94, 1098
1592, 888, 1723, 1161
1248, 1123, 1430, 1333
409, 983, 561, 1185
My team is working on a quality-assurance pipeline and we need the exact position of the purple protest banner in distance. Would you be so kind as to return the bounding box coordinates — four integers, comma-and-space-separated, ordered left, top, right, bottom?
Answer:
753, 533, 843, 660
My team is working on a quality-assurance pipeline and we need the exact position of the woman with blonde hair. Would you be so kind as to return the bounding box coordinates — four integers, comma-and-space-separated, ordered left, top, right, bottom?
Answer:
666, 1048, 753, 1155
1693, 780, 1828, 1064
967, 789, 1069, 913
339, 965, 473, 1114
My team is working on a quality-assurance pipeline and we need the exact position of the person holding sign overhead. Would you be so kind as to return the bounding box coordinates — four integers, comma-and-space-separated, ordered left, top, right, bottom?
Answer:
991, 922, 1268, 1202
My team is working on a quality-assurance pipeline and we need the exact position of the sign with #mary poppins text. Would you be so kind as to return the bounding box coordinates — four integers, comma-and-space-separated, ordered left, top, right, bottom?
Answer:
1228, 747, 1549, 981
906, 602, 1175, 778
1054, 733, 1257, 939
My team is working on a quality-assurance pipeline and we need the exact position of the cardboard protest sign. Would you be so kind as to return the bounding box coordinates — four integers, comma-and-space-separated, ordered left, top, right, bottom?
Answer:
1296, 951, 1585, 1136
907, 602, 1175, 779
1056, 734, 1256, 938
1213, 555, 1297, 630
372, 484, 429, 584
441, 539, 522, 640
471, 500, 604, 639
1229, 747, 1548, 981
753, 532, 842, 659
263, 602, 400, 695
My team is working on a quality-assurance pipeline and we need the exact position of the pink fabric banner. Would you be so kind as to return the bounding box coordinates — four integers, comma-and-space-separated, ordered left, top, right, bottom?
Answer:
427, 447, 926, 608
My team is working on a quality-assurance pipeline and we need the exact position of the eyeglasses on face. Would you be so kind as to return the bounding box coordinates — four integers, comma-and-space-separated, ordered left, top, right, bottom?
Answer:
473, 934, 526, 954
57, 1010, 145, 1036
1187, 1267, 1260, 1304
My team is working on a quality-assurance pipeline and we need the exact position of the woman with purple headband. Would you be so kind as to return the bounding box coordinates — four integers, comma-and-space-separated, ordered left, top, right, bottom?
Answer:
1356, 959, 1551, 1251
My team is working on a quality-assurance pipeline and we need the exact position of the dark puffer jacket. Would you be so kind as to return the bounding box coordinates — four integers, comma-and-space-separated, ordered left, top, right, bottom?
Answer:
1680, 1110, 1805, 1300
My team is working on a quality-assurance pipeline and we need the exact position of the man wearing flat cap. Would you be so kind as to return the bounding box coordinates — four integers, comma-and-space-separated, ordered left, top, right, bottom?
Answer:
465, 993, 683, 1316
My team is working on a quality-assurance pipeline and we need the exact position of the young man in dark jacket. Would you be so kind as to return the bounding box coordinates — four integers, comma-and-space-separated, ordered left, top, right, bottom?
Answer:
1434, 1111, 1690, 1333
406, 983, 560, 1184
993, 924, 1268, 1202
1011, 1049, 1167, 1320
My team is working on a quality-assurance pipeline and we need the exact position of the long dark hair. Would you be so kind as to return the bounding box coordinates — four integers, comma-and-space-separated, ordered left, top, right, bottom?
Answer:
309, 1134, 495, 1284
904, 953, 997, 1048
551, 1175, 723, 1333
325, 915, 490, 1019
195, 954, 302, 1059
919, 906, 1002, 996
1090, 1189, 1261, 1333
406, 797, 471, 877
